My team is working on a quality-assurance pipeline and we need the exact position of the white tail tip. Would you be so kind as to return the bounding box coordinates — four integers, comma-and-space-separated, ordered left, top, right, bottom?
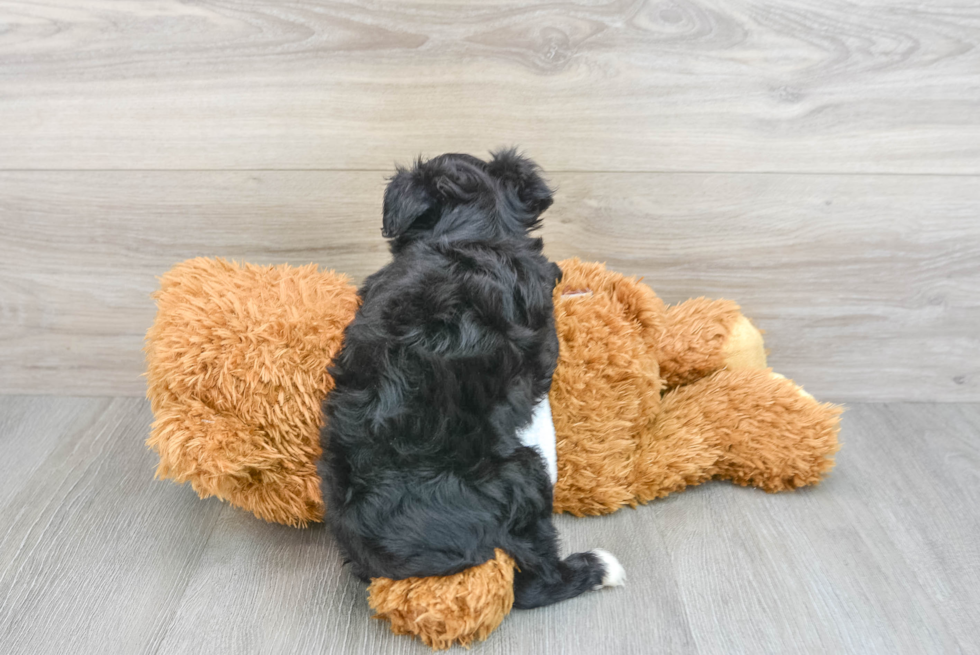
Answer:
591, 549, 626, 588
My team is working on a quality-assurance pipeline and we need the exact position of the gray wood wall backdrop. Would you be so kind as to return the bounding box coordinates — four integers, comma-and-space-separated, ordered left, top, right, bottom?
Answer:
0, 0, 978, 401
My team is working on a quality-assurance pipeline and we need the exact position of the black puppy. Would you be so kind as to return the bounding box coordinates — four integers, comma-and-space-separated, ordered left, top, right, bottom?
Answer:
320, 150, 623, 609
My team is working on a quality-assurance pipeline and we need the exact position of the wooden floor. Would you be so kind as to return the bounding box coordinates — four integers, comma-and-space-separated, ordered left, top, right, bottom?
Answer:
0, 396, 977, 655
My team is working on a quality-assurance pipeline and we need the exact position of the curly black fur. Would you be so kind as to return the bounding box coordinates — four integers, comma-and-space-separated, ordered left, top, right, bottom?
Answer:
320, 150, 613, 609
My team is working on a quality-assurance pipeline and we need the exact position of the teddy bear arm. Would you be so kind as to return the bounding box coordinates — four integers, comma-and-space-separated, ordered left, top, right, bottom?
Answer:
631, 369, 841, 502
658, 298, 767, 388
367, 549, 516, 649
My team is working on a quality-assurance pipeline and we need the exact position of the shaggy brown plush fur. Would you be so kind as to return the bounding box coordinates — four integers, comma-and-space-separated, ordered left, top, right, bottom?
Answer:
549, 259, 665, 515
145, 256, 841, 649
368, 549, 516, 649
632, 369, 842, 502
658, 297, 748, 387
145, 258, 359, 526
547, 261, 839, 516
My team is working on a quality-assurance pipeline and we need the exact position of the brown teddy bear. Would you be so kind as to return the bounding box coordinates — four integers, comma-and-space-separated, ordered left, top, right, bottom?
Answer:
145, 256, 841, 649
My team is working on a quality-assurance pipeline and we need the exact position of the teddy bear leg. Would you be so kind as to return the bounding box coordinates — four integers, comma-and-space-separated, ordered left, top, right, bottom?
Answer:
632, 369, 841, 501
658, 298, 767, 388
367, 549, 517, 650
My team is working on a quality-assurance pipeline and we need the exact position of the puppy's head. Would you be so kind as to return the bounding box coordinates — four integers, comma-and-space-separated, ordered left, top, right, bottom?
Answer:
381, 149, 553, 249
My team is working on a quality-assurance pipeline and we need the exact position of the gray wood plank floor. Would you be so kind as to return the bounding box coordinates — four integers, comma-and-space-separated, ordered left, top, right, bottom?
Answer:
1, 396, 977, 654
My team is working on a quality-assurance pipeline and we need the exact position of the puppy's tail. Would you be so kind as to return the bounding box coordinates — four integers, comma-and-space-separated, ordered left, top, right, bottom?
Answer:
512, 549, 625, 610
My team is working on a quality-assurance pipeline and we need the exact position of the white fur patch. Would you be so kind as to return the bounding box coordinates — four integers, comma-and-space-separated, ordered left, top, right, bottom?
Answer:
591, 548, 626, 589
516, 396, 558, 484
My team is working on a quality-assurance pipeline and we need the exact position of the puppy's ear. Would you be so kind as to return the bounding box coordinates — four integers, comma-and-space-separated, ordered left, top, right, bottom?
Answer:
488, 148, 554, 220
382, 167, 435, 238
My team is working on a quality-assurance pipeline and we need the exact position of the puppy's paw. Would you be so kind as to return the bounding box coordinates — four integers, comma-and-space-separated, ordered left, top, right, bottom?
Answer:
591, 549, 626, 589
